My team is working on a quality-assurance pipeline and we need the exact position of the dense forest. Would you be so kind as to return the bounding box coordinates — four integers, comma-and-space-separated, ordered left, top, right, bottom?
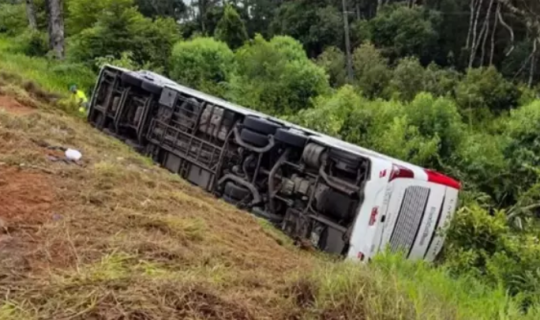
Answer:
2, 0, 540, 313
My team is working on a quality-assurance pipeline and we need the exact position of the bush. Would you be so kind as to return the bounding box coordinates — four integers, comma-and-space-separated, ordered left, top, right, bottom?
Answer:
169, 37, 235, 96
67, 2, 180, 71
455, 66, 521, 117
14, 29, 49, 57
444, 204, 540, 308
352, 42, 391, 99
228, 35, 329, 115
214, 4, 248, 50
315, 46, 347, 88
0, 4, 27, 36
388, 56, 425, 101
368, 4, 440, 61
291, 85, 362, 137
405, 93, 464, 167
66, 0, 133, 35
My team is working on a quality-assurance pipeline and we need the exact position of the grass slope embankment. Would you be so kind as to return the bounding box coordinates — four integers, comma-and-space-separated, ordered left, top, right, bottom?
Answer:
0, 47, 538, 319
0, 37, 95, 95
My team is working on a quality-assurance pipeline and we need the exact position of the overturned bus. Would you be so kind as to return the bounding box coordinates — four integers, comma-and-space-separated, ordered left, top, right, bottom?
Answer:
87, 65, 461, 262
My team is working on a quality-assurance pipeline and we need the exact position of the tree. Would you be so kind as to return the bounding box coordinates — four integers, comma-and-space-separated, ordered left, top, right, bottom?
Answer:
228, 35, 330, 114
0, 3, 26, 36
46, 0, 65, 59
455, 66, 520, 119
368, 4, 440, 62
68, 1, 180, 71
25, 0, 37, 29
291, 85, 363, 137
66, 0, 133, 36
169, 37, 235, 96
388, 56, 426, 101
214, 4, 248, 49
316, 46, 347, 88
271, 0, 343, 57
135, 0, 186, 20
352, 41, 391, 99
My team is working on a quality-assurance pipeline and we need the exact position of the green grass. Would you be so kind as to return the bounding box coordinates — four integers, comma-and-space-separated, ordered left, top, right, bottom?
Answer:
0, 37, 95, 95
0, 39, 539, 319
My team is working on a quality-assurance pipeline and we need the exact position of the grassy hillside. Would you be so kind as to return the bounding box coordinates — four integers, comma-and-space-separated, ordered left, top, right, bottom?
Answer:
0, 58, 538, 319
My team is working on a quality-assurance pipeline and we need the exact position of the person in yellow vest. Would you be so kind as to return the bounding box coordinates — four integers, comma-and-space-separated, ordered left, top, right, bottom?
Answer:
69, 84, 89, 115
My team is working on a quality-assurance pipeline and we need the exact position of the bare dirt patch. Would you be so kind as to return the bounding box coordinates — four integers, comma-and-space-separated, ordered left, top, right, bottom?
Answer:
0, 165, 55, 225
0, 95, 35, 115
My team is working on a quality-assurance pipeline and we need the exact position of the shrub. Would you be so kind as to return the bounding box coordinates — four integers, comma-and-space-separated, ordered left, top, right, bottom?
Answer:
291, 85, 362, 137
169, 37, 235, 96
67, 2, 180, 71
352, 42, 391, 99
214, 4, 248, 50
455, 66, 520, 117
14, 29, 49, 57
368, 4, 440, 61
228, 34, 329, 115
0, 4, 27, 36
388, 56, 425, 101
315, 46, 347, 88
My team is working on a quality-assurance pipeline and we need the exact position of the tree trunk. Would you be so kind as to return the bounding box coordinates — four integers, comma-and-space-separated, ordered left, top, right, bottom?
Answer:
479, 0, 495, 66
46, 0, 65, 59
529, 39, 537, 87
469, 0, 485, 68
25, 0, 37, 30
490, 1, 500, 65
497, 6, 515, 56
342, 0, 354, 82
466, 0, 476, 50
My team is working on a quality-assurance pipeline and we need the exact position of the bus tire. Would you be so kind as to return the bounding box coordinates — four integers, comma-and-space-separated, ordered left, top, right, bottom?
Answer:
274, 129, 307, 148
243, 116, 281, 135
121, 72, 143, 87
240, 129, 268, 147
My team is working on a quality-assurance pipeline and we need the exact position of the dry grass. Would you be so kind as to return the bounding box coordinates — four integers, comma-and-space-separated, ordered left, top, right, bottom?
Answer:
0, 79, 315, 320
1, 76, 539, 320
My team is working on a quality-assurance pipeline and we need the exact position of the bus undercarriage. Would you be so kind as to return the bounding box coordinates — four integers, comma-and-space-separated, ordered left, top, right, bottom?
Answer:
88, 66, 373, 255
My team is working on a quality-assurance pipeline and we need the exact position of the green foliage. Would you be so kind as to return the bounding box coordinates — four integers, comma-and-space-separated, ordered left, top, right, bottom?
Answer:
405, 93, 464, 166
169, 37, 235, 96
452, 132, 511, 204
291, 85, 362, 137
304, 252, 540, 320
214, 4, 248, 50
422, 62, 461, 97
68, 1, 180, 71
14, 29, 49, 57
352, 42, 391, 99
369, 4, 440, 61
66, 0, 133, 35
455, 66, 521, 117
94, 51, 140, 70
228, 34, 329, 114
135, 0, 186, 20
388, 56, 425, 101
0, 38, 95, 94
315, 46, 347, 88
271, 0, 342, 56
444, 204, 540, 306
0, 4, 26, 36
503, 101, 540, 203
